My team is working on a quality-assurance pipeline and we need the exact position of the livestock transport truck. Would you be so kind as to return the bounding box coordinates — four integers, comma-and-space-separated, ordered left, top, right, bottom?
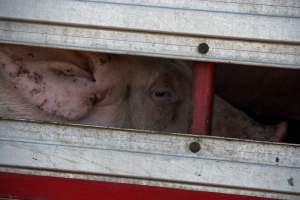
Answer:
0, 0, 300, 199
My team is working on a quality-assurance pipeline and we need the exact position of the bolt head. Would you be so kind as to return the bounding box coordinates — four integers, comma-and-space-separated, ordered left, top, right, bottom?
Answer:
189, 142, 201, 153
198, 43, 209, 54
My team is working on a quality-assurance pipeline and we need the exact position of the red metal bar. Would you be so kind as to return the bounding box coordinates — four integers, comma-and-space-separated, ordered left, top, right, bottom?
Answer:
0, 172, 270, 200
191, 62, 216, 135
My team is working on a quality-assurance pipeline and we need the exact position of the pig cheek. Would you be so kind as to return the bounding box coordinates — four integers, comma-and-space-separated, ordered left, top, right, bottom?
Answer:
127, 92, 156, 130
135, 96, 177, 131
154, 104, 179, 131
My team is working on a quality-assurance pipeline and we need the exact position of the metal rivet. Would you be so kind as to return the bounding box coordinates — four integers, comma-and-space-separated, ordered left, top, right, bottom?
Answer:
198, 43, 209, 54
189, 142, 201, 153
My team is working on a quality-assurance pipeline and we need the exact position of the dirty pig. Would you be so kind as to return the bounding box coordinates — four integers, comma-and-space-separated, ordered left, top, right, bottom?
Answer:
0, 44, 287, 142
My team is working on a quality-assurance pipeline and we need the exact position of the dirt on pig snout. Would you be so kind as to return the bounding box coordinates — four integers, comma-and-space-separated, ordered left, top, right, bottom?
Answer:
0, 44, 288, 142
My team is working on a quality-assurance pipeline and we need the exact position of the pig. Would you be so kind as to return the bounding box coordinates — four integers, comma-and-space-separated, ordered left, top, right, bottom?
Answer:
0, 44, 192, 133
0, 44, 287, 142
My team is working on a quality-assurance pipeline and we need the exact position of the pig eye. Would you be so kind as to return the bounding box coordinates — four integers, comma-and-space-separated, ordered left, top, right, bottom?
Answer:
151, 87, 178, 104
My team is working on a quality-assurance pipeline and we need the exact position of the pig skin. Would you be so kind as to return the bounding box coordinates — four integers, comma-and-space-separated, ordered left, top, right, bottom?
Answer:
0, 44, 287, 142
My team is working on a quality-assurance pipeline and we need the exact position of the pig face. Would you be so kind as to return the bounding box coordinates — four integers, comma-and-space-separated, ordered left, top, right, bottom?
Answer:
0, 44, 193, 133
76, 54, 193, 132
118, 56, 193, 132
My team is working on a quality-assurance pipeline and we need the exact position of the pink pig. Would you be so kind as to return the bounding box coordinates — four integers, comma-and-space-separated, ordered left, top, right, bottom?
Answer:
0, 44, 286, 142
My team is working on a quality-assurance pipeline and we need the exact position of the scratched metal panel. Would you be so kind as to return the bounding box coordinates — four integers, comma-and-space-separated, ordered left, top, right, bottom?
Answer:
0, 0, 299, 43
99, 0, 300, 17
0, 20, 299, 69
0, 119, 300, 199
0, 0, 299, 68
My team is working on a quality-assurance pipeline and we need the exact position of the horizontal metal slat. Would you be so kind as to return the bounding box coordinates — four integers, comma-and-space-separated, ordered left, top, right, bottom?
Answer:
102, 0, 300, 17
0, 0, 299, 68
0, 0, 299, 43
0, 20, 299, 68
0, 119, 299, 199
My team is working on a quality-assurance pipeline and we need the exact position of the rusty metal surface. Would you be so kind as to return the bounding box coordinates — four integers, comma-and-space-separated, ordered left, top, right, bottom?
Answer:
0, 119, 300, 199
0, 0, 299, 68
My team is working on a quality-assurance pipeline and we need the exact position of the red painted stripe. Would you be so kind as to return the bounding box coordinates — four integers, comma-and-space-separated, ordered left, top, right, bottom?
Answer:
0, 172, 270, 200
191, 62, 215, 135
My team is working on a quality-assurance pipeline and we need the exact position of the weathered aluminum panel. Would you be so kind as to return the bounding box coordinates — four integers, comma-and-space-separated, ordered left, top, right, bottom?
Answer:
0, 119, 299, 199
0, 20, 299, 69
0, 0, 299, 68
0, 0, 299, 43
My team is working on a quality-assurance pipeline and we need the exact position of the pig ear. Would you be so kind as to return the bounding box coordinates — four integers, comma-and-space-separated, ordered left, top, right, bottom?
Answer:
0, 50, 98, 120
